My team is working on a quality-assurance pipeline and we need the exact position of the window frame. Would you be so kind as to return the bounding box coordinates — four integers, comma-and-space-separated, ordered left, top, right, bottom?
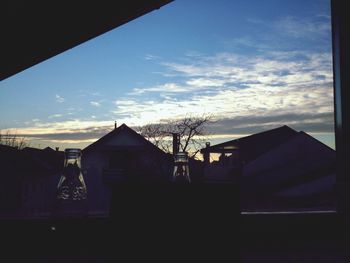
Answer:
331, 0, 350, 214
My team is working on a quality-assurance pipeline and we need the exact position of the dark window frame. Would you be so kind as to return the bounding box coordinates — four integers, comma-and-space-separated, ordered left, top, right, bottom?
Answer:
331, 0, 350, 214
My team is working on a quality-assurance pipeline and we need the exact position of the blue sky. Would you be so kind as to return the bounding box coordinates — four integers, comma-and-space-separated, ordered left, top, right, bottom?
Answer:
0, 0, 334, 150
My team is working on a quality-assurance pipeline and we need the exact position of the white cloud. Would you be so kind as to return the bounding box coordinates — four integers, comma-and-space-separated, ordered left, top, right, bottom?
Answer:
6, 119, 113, 136
129, 83, 188, 95
55, 94, 65, 103
112, 83, 332, 127
186, 78, 225, 88
90, 101, 101, 107
112, 50, 333, 129
48, 114, 62, 119
115, 100, 138, 106
274, 16, 331, 40
144, 54, 160, 60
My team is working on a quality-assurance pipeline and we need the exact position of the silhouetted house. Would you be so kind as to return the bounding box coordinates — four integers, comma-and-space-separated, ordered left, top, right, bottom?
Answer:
20, 147, 64, 217
0, 145, 36, 216
241, 131, 335, 211
201, 126, 336, 211
201, 126, 298, 182
22, 146, 64, 173
82, 123, 172, 217
0, 145, 63, 218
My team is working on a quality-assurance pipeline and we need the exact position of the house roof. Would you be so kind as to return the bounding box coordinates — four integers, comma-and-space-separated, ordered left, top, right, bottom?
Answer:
83, 123, 167, 156
1, 0, 173, 80
241, 131, 336, 196
0, 145, 51, 179
201, 125, 298, 164
22, 147, 64, 173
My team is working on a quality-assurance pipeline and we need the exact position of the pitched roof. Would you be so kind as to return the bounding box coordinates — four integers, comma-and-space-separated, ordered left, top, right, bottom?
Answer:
241, 131, 336, 195
22, 146, 64, 172
83, 123, 166, 155
201, 125, 298, 164
0, 145, 51, 179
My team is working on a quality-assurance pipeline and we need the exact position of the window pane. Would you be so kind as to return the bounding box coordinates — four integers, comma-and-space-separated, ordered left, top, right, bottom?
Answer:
0, 0, 335, 218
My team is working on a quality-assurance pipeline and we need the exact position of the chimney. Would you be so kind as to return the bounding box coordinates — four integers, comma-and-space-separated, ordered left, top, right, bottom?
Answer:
203, 142, 210, 165
55, 147, 59, 152
172, 133, 180, 155
114, 121, 117, 129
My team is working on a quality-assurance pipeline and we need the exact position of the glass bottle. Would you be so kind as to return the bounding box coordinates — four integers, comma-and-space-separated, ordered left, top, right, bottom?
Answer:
172, 152, 191, 183
55, 148, 87, 218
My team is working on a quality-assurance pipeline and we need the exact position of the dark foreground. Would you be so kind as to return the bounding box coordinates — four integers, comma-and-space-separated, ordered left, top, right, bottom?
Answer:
1, 184, 349, 262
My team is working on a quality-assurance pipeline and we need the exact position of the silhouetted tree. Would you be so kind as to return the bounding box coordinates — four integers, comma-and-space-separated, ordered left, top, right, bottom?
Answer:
0, 130, 28, 149
137, 115, 212, 158
137, 123, 169, 151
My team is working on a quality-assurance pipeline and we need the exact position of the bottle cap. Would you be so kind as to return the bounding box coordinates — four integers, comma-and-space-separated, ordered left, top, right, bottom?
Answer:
65, 148, 82, 158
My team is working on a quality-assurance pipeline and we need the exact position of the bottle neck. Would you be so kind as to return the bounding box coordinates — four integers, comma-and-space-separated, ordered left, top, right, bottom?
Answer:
64, 157, 81, 168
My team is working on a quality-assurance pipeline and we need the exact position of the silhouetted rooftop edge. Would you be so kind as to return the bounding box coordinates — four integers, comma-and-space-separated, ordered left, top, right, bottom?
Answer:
83, 123, 167, 156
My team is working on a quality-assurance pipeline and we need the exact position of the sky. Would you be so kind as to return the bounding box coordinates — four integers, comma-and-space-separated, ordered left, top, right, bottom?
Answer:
0, 0, 334, 150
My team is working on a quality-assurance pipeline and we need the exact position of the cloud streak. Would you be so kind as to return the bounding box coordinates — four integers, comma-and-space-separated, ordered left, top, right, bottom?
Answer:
274, 16, 331, 40
90, 101, 101, 107
49, 114, 63, 119
114, 50, 333, 133
55, 94, 65, 103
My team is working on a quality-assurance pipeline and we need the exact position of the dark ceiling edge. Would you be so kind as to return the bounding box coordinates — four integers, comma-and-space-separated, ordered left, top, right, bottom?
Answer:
1, 0, 174, 81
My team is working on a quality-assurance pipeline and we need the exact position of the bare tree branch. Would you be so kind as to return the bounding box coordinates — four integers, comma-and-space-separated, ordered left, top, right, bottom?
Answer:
137, 114, 213, 159
0, 130, 29, 149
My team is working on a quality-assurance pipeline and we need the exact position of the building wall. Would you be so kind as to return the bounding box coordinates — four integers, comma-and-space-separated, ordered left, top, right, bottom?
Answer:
82, 148, 173, 217
105, 132, 144, 146
82, 151, 111, 217
21, 173, 60, 218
